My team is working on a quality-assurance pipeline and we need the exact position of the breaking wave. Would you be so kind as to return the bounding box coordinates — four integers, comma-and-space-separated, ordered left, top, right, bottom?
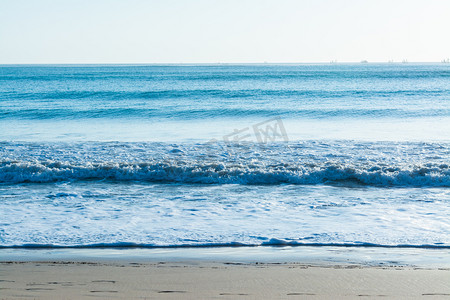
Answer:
1, 141, 449, 186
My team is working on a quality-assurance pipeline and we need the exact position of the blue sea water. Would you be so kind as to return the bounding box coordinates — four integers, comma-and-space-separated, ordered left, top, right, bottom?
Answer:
0, 63, 449, 249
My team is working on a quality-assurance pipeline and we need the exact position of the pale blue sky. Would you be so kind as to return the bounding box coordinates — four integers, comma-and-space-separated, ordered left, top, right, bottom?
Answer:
0, 0, 449, 63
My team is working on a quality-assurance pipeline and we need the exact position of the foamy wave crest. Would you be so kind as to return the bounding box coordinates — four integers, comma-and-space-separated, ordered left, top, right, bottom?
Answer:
1, 141, 449, 186
1, 159, 449, 186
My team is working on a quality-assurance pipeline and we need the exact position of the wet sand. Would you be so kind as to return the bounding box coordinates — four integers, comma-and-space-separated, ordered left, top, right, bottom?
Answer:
1, 261, 449, 299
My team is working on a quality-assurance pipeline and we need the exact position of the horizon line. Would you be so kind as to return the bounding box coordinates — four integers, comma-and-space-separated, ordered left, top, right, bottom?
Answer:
1, 61, 449, 66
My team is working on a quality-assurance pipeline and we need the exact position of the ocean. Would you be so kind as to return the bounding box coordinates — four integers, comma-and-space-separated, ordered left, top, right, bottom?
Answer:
0, 63, 449, 249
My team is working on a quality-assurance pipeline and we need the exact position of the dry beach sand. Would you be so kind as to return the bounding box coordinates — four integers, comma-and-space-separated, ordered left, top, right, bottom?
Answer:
1, 261, 450, 299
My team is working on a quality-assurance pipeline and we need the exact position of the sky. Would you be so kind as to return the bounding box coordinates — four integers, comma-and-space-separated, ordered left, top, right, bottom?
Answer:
0, 0, 449, 64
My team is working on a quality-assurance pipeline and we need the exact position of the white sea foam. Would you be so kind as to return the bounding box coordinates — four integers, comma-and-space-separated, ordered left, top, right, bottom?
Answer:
1, 182, 449, 248
1, 141, 449, 187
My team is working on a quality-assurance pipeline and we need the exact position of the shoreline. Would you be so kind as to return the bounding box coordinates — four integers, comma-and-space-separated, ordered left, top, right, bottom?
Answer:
2, 246, 450, 268
1, 247, 450, 299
